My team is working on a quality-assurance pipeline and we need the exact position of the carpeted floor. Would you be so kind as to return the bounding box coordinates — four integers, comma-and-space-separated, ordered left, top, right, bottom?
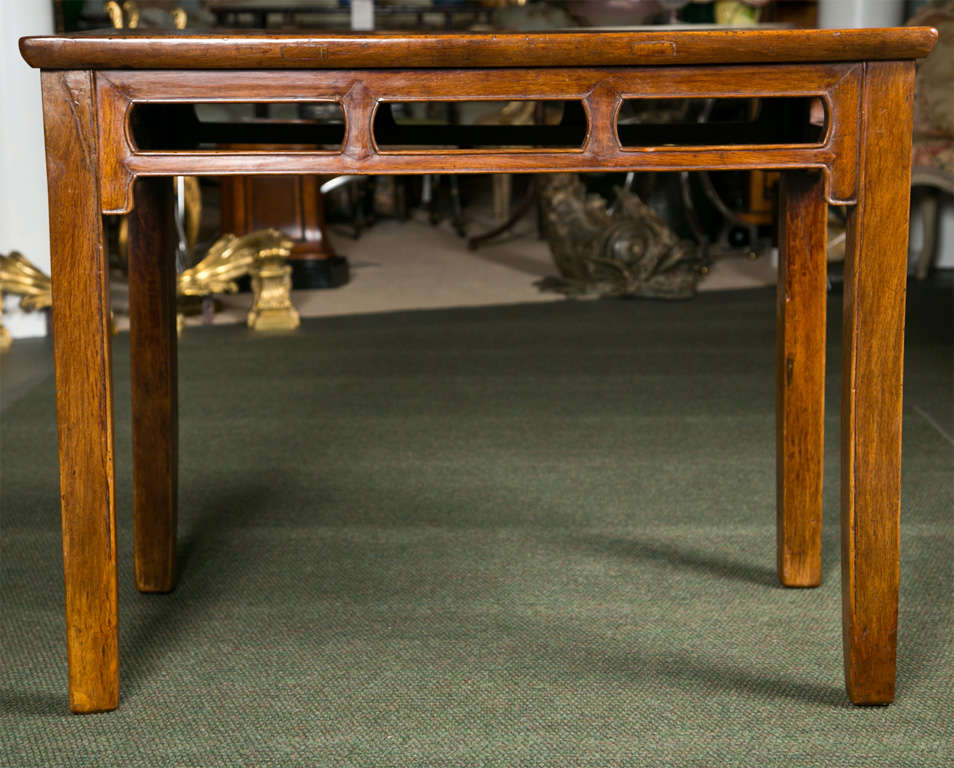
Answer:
1, 286, 952, 767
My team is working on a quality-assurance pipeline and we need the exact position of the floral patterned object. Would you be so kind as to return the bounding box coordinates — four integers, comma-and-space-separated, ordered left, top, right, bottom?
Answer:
909, 1, 954, 172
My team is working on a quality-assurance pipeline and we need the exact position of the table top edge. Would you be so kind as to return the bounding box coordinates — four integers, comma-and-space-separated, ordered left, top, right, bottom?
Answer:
20, 27, 938, 70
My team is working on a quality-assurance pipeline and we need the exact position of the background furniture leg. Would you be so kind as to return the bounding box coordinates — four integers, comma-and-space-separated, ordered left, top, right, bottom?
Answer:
841, 60, 915, 705
129, 176, 179, 593
41, 70, 119, 713
913, 190, 938, 280
776, 171, 827, 587
467, 176, 540, 251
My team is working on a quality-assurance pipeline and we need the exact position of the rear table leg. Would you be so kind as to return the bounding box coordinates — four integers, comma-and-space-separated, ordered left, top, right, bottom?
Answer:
776, 170, 827, 588
128, 176, 179, 593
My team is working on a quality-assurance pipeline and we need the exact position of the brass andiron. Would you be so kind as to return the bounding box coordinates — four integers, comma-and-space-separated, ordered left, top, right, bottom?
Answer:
0, 251, 52, 352
177, 229, 299, 333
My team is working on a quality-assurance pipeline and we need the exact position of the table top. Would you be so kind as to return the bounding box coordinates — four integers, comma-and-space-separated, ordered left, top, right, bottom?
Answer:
20, 28, 936, 70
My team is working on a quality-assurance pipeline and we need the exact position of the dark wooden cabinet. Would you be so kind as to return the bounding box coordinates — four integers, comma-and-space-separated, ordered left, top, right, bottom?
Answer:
220, 153, 348, 287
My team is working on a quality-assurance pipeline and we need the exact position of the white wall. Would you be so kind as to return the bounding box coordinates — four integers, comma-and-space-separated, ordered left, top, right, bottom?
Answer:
0, 2, 53, 338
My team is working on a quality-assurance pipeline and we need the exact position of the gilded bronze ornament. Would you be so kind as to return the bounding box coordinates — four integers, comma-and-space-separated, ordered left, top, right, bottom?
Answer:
176, 229, 299, 333
248, 246, 300, 332
538, 174, 705, 299
104, 1, 124, 29
122, 1, 140, 29
0, 251, 52, 352
178, 229, 277, 296
105, 1, 139, 29
171, 8, 187, 30
0, 251, 52, 311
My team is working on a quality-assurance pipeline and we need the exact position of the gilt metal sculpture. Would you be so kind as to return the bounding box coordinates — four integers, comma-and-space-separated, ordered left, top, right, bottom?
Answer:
104, 1, 124, 29
0, 251, 52, 352
171, 7, 187, 30
539, 174, 705, 299
0, 251, 52, 311
247, 243, 300, 332
177, 233, 255, 298
105, 1, 140, 29
121, 1, 140, 29
177, 228, 299, 333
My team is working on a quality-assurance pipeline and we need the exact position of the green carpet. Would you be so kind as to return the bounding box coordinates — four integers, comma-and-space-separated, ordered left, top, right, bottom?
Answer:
1, 287, 952, 767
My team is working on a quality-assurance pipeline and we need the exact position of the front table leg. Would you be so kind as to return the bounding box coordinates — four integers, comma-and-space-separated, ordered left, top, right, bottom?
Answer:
841, 60, 915, 705
41, 70, 119, 712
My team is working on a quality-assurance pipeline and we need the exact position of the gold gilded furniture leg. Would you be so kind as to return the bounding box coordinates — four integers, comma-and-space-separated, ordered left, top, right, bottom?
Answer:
776, 171, 827, 587
129, 177, 179, 593
41, 70, 119, 713
841, 60, 915, 705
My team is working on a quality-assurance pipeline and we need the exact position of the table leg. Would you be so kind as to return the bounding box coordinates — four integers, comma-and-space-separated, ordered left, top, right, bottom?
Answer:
41, 70, 118, 713
128, 177, 179, 593
841, 60, 914, 705
776, 171, 827, 587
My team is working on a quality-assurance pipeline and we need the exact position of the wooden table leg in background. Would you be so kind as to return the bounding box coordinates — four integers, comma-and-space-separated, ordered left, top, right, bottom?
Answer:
840, 60, 915, 705
128, 177, 179, 594
41, 70, 119, 713
776, 170, 828, 588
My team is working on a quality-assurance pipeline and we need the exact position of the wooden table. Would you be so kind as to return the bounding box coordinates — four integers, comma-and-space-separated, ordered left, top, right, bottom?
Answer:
19, 28, 936, 713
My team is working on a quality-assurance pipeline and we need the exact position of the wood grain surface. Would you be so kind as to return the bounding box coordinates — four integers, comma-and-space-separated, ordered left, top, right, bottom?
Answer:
776, 171, 827, 588
41, 70, 119, 714
92, 64, 862, 214
19, 28, 937, 70
128, 177, 179, 594
22, 27, 933, 713
840, 60, 915, 705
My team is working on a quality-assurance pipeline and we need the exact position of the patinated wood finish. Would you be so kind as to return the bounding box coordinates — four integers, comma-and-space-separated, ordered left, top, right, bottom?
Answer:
90, 64, 864, 215
40, 70, 119, 714
776, 171, 828, 589
19, 28, 938, 69
128, 177, 179, 594
20, 29, 934, 713
840, 60, 915, 705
